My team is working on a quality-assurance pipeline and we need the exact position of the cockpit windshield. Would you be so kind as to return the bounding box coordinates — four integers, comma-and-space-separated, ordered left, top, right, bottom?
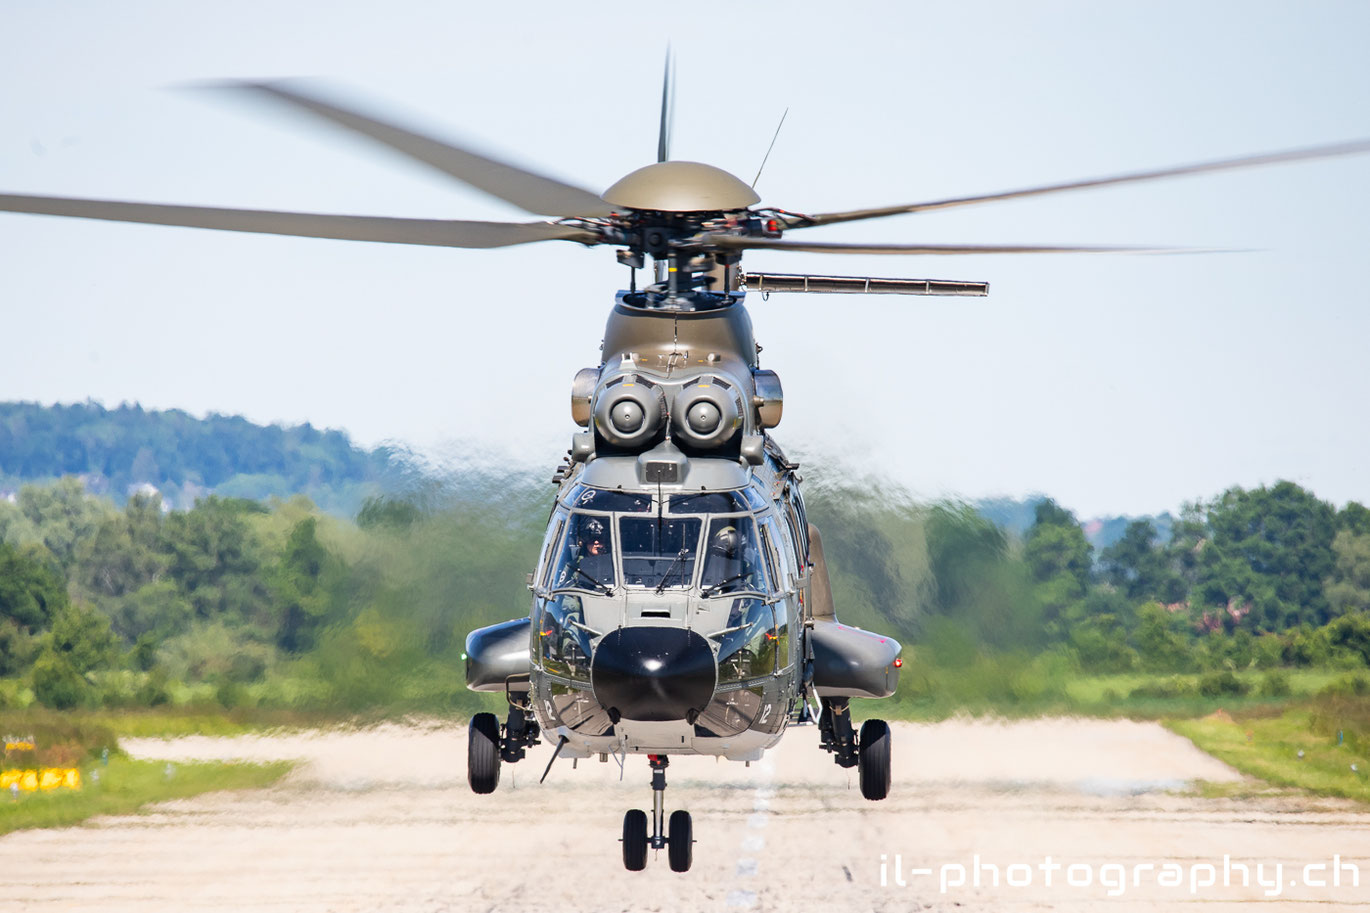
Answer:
699, 516, 768, 596
549, 512, 616, 592
619, 516, 703, 589
546, 489, 774, 595
565, 485, 653, 513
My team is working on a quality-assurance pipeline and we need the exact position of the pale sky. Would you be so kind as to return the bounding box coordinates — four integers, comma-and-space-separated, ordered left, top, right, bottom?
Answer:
2, 1, 1368, 518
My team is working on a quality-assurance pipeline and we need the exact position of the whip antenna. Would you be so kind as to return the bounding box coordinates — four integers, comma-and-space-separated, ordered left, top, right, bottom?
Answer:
752, 108, 789, 188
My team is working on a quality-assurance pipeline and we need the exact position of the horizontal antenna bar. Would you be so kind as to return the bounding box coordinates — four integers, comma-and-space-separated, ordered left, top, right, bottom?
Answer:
743, 272, 989, 296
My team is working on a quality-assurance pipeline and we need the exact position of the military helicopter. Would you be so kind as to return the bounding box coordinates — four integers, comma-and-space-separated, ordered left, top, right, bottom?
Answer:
3, 67, 1369, 875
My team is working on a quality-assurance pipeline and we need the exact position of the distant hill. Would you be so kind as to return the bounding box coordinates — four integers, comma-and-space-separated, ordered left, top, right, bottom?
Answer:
0, 401, 411, 515
0, 401, 1170, 543
973, 494, 1173, 554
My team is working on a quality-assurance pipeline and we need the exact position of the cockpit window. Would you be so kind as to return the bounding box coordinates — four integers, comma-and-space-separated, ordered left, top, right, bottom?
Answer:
699, 516, 768, 596
618, 516, 703, 589
549, 512, 617, 592
538, 593, 592, 681
668, 491, 750, 514
742, 486, 769, 512
563, 484, 653, 513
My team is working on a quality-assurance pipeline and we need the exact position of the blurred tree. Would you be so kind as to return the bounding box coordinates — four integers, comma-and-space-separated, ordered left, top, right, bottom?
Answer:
1100, 519, 1184, 602
273, 517, 337, 653
1197, 481, 1336, 630
925, 502, 1007, 611
1023, 498, 1092, 635
0, 541, 68, 631
30, 651, 90, 709
356, 495, 423, 531
17, 477, 112, 567
1325, 612, 1370, 666
0, 498, 42, 548
1133, 601, 1194, 672
1068, 606, 1138, 673
110, 580, 194, 644
1339, 501, 1370, 536
161, 496, 271, 628
73, 498, 168, 602
45, 601, 116, 676
1326, 531, 1370, 615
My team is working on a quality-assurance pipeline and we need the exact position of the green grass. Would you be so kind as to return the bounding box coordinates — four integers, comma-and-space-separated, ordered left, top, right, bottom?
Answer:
854, 666, 1356, 722
7, 708, 355, 740
87, 708, 327, 738
1168, 709, 1370, 805
1066, 669, 1344, 705
0, 756, 292, 835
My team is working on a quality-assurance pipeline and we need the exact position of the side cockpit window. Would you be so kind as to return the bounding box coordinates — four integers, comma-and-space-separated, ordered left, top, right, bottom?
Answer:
699, 516, 768, 596
550, 512, 616, 592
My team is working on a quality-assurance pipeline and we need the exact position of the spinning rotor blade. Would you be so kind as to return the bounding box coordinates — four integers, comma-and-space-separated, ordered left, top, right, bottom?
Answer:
796, 138, 1370, 228
213, 80, 615, 219
0, 194, 599, 248
657, 49, 675, 163
706, 236, 1195, 255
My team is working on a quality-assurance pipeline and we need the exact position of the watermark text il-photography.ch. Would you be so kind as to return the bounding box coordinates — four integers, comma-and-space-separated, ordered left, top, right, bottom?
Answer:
879, 853, 1362, 898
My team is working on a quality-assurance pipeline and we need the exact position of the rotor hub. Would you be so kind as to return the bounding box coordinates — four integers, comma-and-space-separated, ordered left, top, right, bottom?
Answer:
601, 162, 760, 213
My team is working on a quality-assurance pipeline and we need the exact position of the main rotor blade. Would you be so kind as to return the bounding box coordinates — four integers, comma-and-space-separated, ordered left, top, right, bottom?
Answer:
705, 236, 1195, 255
657, 49, 675, 163
212, 80, 615, 219
796, 138, 1370, 228
0, 193, 599, 248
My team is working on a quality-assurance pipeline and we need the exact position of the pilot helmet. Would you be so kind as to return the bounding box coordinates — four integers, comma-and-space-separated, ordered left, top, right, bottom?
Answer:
709, 525, 739, 559
582, 517, 606, 555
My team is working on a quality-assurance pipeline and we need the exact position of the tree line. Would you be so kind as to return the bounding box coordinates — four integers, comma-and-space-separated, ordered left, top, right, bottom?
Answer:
0, 401, 407, 515
1, 471, 1368, 713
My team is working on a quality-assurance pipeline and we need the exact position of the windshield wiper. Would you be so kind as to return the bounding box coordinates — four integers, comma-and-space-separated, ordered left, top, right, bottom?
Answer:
575, 567, 614, 595
700, 572, 746, 598
653, 548, 691, 595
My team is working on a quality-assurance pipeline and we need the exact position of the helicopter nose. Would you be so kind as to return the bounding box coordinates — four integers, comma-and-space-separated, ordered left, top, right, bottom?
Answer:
591, 627, 716, 722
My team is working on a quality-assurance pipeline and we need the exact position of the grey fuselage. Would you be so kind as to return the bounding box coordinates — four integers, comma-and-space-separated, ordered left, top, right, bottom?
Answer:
466, 290, 901, 762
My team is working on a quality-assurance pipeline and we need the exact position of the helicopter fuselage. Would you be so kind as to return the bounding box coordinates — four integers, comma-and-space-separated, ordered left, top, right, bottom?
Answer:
465, 292, 902, 762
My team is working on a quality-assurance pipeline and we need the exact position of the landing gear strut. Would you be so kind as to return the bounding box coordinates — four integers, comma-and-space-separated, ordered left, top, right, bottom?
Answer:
622, 754, 693, 872
818, 697, 890, 800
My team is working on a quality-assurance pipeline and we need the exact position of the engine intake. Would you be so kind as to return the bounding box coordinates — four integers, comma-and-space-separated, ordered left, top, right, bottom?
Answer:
671, 376, 742, 448
593, 375, 666, 448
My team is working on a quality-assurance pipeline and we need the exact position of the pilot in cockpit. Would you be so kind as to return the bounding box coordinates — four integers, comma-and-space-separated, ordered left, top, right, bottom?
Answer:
558, 516, 614, 589
702, 523, 761, 594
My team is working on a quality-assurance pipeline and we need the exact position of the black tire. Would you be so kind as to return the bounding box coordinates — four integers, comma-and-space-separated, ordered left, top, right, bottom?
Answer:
858, 718, 891, 801
467, 712, 501, 794
622, 809, 649, 871
667, 809, 693, 873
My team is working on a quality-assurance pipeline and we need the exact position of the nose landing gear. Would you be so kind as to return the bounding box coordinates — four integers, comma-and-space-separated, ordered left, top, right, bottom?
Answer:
622, 754, 694, 872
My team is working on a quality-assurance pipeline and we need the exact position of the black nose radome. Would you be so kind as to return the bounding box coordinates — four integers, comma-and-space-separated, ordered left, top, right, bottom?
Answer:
591, 627, 716, 722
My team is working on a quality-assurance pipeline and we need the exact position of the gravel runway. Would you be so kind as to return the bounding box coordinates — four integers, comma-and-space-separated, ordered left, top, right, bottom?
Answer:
3, 718, 1366, 912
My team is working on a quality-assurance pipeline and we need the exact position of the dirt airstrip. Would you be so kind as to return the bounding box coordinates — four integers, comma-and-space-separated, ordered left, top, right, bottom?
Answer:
2, 718, 1366, 912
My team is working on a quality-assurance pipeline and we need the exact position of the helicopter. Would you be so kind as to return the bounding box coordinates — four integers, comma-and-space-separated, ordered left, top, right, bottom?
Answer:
3, 67, 1369, 875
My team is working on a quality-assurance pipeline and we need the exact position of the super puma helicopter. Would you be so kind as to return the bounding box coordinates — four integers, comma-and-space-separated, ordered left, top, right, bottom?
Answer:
3, 69, 1370, 876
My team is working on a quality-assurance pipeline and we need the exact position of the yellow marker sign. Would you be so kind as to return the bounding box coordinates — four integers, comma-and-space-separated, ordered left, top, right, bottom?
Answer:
1, 768, 81, 792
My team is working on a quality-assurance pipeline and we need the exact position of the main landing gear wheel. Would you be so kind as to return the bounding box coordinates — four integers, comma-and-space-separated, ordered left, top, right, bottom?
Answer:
467, 712, 501, 794
621, 754, 693, 872
858, 718, 891, 800
668, 809, 693, 872
622, 809, 649, 871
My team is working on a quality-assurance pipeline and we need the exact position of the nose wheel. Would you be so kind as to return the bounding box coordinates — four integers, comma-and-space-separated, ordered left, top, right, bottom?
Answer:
621, 754, 693, 872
